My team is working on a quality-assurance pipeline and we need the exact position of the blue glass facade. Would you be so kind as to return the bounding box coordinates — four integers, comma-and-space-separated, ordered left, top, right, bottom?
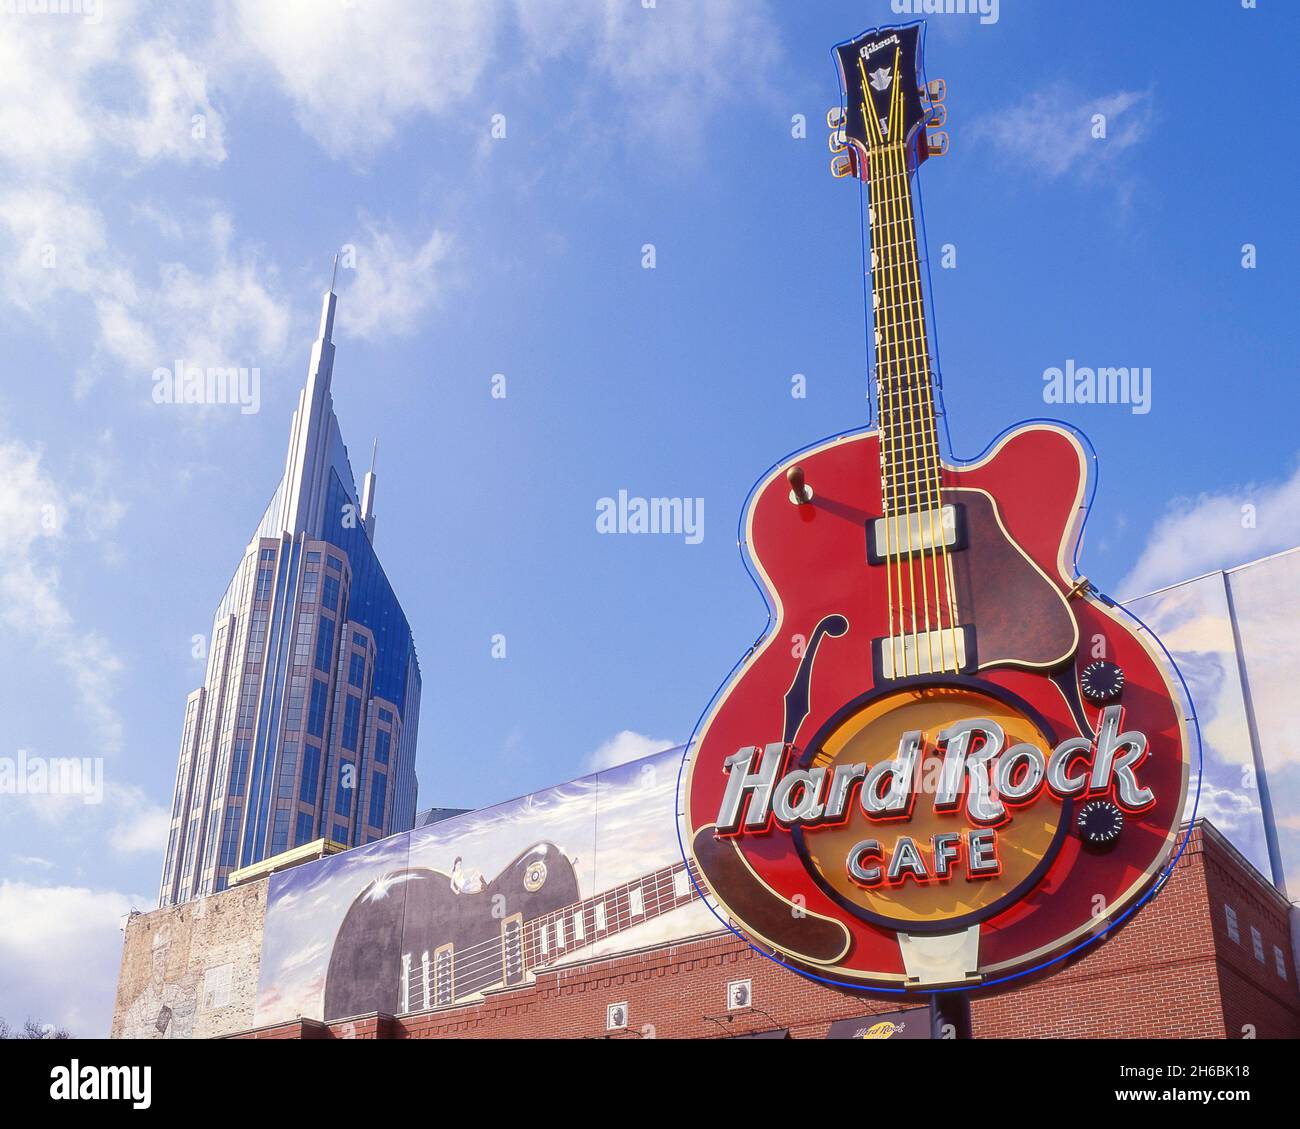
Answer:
158, 286, 421, 907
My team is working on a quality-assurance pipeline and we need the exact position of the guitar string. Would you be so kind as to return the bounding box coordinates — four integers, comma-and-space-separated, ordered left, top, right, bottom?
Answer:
417, 880, 696, 1000
407, 888, 693, 1003
400, 865, 692, 979
395, 863, 695, 994
867, 56, 954, 675
887, 130, 960, 671
864, 56, 913, 673
868, 53, 921, 673
882, 122, 945, 672
858, 55, 899, 672
434, 866, 697, 992
882, 49, 935, 675
399, 869, 700, 1006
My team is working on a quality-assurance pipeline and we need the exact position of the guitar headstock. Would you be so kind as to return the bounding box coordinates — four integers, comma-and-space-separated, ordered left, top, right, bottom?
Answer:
828, 22, 948, 180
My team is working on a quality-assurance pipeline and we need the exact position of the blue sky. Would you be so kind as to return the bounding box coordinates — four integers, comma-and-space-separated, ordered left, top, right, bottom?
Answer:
1, 0, 1298, 1035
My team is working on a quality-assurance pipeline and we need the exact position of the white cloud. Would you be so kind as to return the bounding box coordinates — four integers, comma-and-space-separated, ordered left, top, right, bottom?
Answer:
11, 856, 54, 871
586, 729, 676, 773
0, 10, 226, 174
1190, 780, 1261, 834
0, 190, 291, 382
0, 881, 145, 1037
109, 33, 229, 165
0, 435, 125, 752
231, 0, 497, 159
972, 83, 1154, 180
107, 785, 172, 856
1120, 461, 1300, 598
516, 0, 780, 145
338, 221, 454, 341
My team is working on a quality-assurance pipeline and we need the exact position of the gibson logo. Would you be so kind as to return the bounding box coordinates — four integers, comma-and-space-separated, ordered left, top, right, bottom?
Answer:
715, 706, 1152, 887
859, 35, 900, 59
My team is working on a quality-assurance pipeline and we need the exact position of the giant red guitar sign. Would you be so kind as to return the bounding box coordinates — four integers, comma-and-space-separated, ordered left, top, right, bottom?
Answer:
678, 21, 1198, 993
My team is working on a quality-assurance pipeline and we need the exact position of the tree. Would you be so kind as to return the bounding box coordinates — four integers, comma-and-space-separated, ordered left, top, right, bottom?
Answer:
0, 1016, 72, 1039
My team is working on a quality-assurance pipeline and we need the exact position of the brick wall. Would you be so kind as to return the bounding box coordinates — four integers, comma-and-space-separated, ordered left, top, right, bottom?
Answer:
1200, 829, 1300, 1039
111, 878, 267, 1039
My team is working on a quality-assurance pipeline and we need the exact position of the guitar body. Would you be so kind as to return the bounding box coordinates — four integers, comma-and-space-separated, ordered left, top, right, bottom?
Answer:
323, 843, 579, 1021
683, 422, 1189, 987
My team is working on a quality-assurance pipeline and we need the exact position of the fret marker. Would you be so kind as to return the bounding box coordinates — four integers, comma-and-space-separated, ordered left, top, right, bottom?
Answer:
673, 869, 690, 899
572, 912, 585, 942
594, 901, 607, 931
629, 887, 645, 916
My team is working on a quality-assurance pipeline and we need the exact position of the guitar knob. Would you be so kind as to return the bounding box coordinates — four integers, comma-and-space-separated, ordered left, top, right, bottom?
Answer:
1080, 660, 1125, 703
787, 465, 814, 505
1077, 799, 1124, 850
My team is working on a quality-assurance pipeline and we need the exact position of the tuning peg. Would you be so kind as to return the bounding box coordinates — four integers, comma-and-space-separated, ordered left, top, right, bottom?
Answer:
830, 152, 855, 179
925, 131, 950, 157
826, 106, 846, 129
926, 103, 947, 129
828, 128, 847, 153
924, 78, 946, 104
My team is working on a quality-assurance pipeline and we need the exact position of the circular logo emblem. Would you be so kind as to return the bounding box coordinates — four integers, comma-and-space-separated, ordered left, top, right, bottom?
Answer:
682, 659, 1192, 993
523, 859, 548, 892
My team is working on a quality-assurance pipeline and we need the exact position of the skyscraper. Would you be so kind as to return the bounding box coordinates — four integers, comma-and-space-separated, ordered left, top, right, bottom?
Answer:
158, 279, 421, 907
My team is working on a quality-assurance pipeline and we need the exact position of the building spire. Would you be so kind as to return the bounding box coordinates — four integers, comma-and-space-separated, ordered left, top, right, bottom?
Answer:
281, 264, 341, 535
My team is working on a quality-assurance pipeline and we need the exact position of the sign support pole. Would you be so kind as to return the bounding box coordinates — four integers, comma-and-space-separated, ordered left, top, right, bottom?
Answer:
932, 992, 972, 1039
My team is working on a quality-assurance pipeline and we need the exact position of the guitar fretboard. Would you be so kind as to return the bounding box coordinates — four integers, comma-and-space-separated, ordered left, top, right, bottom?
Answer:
862, 111, 942, 518
524, 860, 700, 971
400, 859, 703, 1014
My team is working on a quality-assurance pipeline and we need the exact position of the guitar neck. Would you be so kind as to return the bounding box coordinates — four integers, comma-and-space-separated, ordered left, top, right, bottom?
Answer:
863, 104, 942, 518
523, 859, 699, 970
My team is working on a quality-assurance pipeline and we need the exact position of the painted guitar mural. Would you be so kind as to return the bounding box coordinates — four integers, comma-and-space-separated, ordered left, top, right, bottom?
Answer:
680, 22, 1194, 992
323, 844, 698, 1019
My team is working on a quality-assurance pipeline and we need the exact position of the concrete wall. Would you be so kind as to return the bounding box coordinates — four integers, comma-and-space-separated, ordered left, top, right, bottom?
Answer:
112, 878, 267, 1039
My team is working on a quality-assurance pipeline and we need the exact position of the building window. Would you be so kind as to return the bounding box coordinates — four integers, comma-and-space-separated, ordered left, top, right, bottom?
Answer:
307, 679, 329, 738
348, 651, 366, 688
295, 811, 314, 846
342, 695, 361, 752
1224, 904, 1239, 943
314, 616, 336, 673
271, 809, 290, 855
335, 762, 353, 817
219, 807, 241, 868
378, 707, 392, 725
373, 727, 390, 765
326, 555, 342, 573
307, 551, 321, 563
300, 743, 320, 805
368, 772, 386, 828
1275, 946, 1288, 980
1251, 926, 1265, 963
322, 574, 340, 611
332, 822, 348, 846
